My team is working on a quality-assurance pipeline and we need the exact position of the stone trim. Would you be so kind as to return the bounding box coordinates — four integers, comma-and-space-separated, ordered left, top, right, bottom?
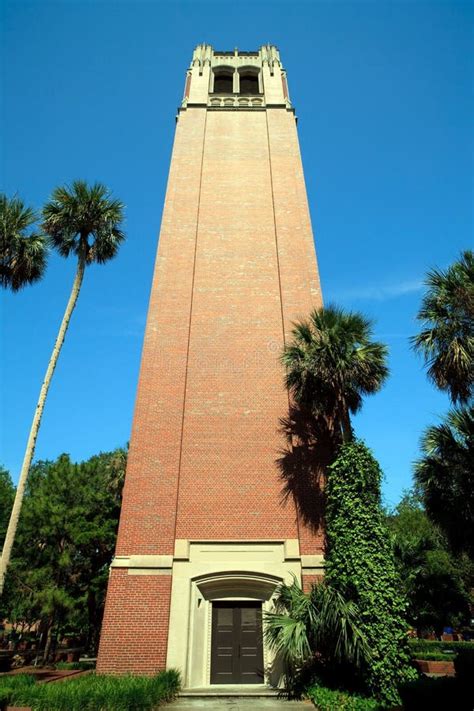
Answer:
111, 541, 319, 571
300, 554, 325, 570
127, 569, 172, 576
163, 539, 324, 687
111, 555, 173, 570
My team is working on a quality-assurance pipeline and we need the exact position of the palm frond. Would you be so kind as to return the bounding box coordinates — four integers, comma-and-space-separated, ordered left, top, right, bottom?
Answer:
281, 305, 389, 436
264, 579, 370, 673
414, 404, 474, 555
42, 181, 125, 265
412, 250, 474, 403
0, 194, 48, 290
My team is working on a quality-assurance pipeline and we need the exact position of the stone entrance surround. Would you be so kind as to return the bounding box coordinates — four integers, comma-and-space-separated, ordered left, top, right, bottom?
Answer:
111, 540, 323, 688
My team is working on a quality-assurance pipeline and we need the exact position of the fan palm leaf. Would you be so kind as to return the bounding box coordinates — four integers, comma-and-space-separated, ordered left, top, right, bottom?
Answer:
411, 250, 474, 404
414, 404, 473, 556
0, 194, 47, 291
264, 577, 370, 671
282, 306, 388, 442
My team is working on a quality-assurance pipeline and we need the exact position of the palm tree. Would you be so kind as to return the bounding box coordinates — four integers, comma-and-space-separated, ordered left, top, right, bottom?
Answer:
0, 181, 125, 595
282, 306, 389, 443
411, 250, 474, 405
264, 578, 370, 694
0, 194, 47, 291
414, 405, 474, 558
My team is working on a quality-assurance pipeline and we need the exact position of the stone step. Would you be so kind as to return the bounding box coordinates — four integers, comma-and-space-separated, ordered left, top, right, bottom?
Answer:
181, 686, 280, 698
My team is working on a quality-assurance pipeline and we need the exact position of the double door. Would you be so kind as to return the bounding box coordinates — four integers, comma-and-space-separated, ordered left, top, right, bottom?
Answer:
210, 601, 264, 684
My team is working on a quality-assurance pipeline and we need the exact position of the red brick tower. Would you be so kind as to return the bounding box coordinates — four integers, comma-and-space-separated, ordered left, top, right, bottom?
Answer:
98, 45, 323, 686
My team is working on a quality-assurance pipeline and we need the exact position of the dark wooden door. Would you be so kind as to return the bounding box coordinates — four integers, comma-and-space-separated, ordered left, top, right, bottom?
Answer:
211, 602, 264, 684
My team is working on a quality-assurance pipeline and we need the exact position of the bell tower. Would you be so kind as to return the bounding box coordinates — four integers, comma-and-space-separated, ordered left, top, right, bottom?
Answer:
98, 45, 324, 686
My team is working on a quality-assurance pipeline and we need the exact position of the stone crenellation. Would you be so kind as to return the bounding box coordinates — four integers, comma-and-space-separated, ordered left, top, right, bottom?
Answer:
182, 44, 291, 110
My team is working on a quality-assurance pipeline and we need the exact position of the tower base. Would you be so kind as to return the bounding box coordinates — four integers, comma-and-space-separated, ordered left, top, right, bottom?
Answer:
97, 539, 323, 683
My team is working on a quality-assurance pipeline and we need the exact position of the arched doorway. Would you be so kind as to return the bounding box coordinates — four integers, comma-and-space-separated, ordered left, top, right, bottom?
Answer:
164, 540, 308, 689
187, 571, 282, 688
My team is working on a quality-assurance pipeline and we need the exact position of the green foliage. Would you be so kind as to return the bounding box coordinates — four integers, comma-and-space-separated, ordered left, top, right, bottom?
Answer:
2, 448, 127, 656
412, 651, 455, 661
386, 492, 472, 633
0, 467, 15, 620
399, 675, 469, 711
0, 466, 15, 546
41, 181, 125, 265
307, 685, 380, 711
264, 578, 370, 695
0, 670, 180, 711
282, 306, 388, 442
0, 674, 36, 709
55, 661, 94, 670
0, 194, 48, 291
408, 639, 474, 654
414, 405, 474, 558
454, 647, 474, 690
325, 441, 417, 706
411, 249, 473, 405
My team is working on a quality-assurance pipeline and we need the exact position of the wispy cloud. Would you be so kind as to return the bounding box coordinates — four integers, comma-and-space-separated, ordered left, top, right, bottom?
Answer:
123, 313, 147, 338
328, 279, 423, 302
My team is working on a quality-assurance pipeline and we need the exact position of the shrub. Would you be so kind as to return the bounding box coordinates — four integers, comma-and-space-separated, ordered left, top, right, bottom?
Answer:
454, 648, 474, 690
399, 675, 470, 710
55, 660, 96, 670
325, 441, 417, 706
408, 639, 474, 654
264, 578, 371, 697
2, 669, 180, 711
412, 651, 455, 661
55, 661, 82, 670
408, 640, 474, 661
307, 684, 381, 710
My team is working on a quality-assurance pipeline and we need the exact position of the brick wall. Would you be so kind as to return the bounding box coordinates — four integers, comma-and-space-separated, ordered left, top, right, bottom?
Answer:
97, 569, 172, 674
302, 574, 324, 593
98, 103, 324, 673
114, 108, 207, 557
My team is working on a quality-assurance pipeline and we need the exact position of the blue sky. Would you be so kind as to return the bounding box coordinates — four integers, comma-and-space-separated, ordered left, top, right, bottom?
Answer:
1, 0, 473, 507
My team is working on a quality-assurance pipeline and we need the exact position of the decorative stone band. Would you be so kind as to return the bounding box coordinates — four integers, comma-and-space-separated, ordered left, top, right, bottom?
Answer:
111, 555, 173, 575
180, 98, 294, 111
208, 94, 265, 109
300, 554, 325, 575
110, 541, 324, 576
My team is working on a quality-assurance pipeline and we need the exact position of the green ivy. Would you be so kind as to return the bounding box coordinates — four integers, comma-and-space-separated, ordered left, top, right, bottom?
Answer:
325, 441, 418, 706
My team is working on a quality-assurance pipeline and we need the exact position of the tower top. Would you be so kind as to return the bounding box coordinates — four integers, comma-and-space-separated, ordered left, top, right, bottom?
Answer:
191, 44, 282, 69
181, 44, 291, 111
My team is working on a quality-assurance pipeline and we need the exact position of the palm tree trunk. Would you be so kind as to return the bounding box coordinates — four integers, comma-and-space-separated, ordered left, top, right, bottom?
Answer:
0, 258, 86, 595
340, 406, 353, 444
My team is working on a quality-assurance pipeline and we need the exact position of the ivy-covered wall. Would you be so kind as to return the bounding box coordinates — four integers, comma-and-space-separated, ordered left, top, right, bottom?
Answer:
325, 440, 417, 705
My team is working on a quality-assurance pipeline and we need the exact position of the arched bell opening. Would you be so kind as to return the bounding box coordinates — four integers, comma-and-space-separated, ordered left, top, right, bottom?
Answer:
238, 66, 261, 95
212, 67, 234, 94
